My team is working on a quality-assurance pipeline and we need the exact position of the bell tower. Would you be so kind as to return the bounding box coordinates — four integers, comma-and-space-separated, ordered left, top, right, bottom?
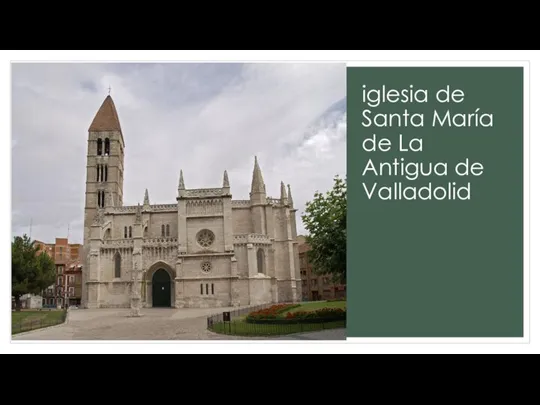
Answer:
82, 94, 125, 307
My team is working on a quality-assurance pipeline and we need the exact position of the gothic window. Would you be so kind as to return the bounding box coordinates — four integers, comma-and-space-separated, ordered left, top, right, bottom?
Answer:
144, 227, 148, 238
196, 229, 215, 248
129, 226, 132, 238
104, 165, 108, 182
124, 227, 127, 238
97, 138, 102, 155
96, 166, 100, 182
257, 248, 265, 274
206, 284, 209, 295
200, 284, 203, 295
97, 190, 104, 208
114, 252, 121, 278
211, 283, 214, 295
166, 224, 170, 237
161, 225, 165, 237
104, 138, 110, 155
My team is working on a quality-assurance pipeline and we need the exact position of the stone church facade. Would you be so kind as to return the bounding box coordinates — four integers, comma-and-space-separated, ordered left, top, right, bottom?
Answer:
81, 95, 302, 309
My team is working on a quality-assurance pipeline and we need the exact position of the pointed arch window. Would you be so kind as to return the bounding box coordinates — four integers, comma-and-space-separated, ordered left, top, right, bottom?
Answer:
166, 225, 170, 237
257, 248, 265, 274
104, 138, 110, 155
161, 225, 165, 237
104, 165, 108, 182
96, 166, 100, 182
129, 226, 132, 238
114, 252, 121, 278
98, 190, 105, 208
97, 138, 103, 156
124, 226, 127, 238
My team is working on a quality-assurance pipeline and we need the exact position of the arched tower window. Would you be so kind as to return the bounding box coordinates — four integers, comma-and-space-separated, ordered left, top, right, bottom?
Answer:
166, 225, 170, 237
96, 166, 100, 182
129, 226, 132, 238
97, 138, 103, 156
114, 252, 121, 278
161, 225, 165, 237
98, 190, 105, 208
124, 226, 127, 238
257, 248, 265, 274
104, 138, 110, 155
104, 165, 108, 181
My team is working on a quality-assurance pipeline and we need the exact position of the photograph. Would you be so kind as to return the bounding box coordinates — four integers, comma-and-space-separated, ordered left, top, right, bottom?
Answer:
11, 62, 346, 341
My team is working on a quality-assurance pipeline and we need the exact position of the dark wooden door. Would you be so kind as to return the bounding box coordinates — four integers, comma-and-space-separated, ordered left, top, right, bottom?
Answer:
152, 269, 171, 307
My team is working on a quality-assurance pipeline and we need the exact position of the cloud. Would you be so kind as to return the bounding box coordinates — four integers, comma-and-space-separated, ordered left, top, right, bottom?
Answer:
11, 62, 346, 243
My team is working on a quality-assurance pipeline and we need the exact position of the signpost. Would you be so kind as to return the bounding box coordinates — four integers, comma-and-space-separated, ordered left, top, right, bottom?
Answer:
223, 311, 231, 334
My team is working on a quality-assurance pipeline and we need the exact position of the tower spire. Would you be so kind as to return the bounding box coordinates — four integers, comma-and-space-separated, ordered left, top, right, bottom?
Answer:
88, 95, 122, 133
280, 181, 288, 204
178, 170, 185, 190
287, 184, 294, 208
143, 188, 150, 206
250, 156, 266, 194
223, 170, 230, 188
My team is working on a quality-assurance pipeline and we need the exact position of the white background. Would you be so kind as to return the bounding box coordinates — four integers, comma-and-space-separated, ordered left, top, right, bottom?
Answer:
1, 50, 537, 354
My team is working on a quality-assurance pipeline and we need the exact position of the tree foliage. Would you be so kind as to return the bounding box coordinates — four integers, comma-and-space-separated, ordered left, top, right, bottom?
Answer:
12, 234, 56, 310
301, 175, 346, 283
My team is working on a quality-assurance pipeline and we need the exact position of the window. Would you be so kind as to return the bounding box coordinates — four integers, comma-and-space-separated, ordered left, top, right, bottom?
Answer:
114, 252, 121, 278
57, 276, 63, 285
166, 224, 170, 237
196, 229, 215, 248
206, 284, 209, 295
311, 279, 317, 286
257, 248, 265, 274
200, 284, 203, 295
211, 283, 214, 295
161, 225, 165, 237
69, 276, 74, 284
129, 226, 132, 238
124, 226, 127, 238
104, 138, 110, 155
97, 138, 103, 155
69, 287, 74, 296
57, 266, 64, 274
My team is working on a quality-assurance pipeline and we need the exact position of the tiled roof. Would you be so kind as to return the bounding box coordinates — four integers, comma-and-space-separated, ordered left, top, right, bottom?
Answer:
88, 95, 122, 132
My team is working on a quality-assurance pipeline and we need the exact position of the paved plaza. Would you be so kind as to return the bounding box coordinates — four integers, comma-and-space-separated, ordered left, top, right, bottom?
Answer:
11, 308, 346, 341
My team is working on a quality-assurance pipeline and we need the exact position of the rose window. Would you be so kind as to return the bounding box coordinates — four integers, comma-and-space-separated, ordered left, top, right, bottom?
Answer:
201, 261, 212, 273
196, 229, 215, 248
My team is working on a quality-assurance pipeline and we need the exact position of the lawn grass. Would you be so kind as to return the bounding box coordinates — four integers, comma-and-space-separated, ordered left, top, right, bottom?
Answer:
283, 300, 346, 315
210, 319, 345, 336
11, 310, 66, 334
209, 300, 347, 337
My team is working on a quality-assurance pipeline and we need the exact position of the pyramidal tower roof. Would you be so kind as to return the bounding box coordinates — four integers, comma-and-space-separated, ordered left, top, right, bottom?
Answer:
88, 95, 122, 133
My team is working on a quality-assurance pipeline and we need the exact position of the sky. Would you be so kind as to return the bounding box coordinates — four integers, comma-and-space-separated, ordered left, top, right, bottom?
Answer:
11, 63, 346, 244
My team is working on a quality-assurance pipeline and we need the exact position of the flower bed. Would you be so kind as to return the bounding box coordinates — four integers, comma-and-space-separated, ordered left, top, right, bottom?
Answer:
245, 304, 300, 322
246, 305, 346, 324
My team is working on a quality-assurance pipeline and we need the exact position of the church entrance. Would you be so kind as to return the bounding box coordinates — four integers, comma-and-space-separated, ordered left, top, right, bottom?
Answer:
152, 269, 171, 308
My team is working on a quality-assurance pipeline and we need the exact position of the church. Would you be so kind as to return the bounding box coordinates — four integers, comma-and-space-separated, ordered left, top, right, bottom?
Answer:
81, 95, 302, 309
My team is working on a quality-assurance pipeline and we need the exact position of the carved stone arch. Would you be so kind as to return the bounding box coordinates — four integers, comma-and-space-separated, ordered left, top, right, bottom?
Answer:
145, 260, 176, 282
144, 260, 176, 308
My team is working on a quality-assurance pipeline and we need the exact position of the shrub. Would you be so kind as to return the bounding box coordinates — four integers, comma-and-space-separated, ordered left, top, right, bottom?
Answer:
285, 307, 346, 321
246, 304, 299, 322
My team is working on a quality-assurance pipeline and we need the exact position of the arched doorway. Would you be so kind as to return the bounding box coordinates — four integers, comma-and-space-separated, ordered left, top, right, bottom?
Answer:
152, 269, 171, 307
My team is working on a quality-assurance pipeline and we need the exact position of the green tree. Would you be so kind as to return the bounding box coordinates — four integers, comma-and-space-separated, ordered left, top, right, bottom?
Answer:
12, 234, 56, 311
301, 175, 346, 283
